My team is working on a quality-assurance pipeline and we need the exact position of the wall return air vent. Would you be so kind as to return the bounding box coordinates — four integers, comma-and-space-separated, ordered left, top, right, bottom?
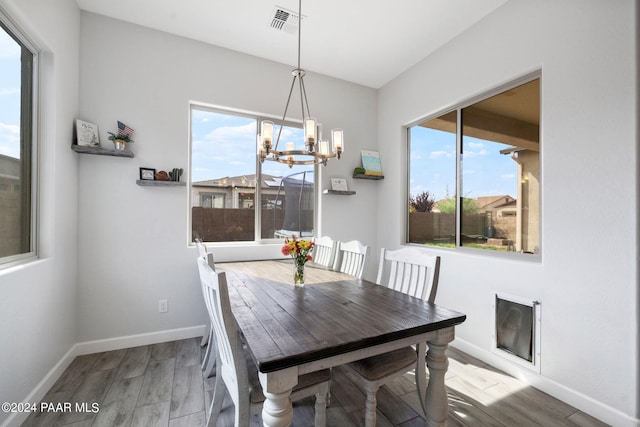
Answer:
269, 6, 300, 34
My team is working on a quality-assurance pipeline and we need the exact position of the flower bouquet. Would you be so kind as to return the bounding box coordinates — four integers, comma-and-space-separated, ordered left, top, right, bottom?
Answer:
281, 237, 315, 286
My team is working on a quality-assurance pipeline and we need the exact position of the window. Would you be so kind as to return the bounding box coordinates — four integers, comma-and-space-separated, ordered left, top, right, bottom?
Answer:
0, 14, 37, 266
190, 106, 315, 243
408, 76, 540, 256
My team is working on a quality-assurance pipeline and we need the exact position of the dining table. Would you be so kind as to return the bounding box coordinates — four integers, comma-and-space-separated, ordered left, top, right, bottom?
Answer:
219, 259, 466, 427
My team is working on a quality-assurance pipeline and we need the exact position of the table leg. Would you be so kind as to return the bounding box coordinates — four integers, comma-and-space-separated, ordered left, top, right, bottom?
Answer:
425, 327, 455, 427
415, 342, 428, 417
258, 367, 298, 427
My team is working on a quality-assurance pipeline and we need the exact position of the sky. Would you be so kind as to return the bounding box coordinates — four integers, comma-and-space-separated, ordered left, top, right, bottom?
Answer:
409, 125, 517, 201
0, 28, 21, 159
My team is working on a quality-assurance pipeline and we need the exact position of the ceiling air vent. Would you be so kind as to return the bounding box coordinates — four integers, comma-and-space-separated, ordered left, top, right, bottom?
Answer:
269, 6, 300, 34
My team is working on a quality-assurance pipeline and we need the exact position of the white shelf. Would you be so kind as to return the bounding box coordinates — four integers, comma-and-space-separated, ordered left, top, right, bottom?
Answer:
136, 180, 186, 187
323, 189, 356, 195
72, 144, 134, 158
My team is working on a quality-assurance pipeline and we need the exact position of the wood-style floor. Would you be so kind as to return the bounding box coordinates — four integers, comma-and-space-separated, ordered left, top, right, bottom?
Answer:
22, 338, 610, 427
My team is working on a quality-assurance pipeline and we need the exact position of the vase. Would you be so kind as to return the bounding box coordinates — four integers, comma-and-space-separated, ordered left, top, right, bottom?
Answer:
294, 262, 305, 287
113, 140, 126, 151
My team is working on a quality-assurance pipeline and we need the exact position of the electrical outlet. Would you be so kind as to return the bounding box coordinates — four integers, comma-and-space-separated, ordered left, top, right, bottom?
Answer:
158, 299, 168, 313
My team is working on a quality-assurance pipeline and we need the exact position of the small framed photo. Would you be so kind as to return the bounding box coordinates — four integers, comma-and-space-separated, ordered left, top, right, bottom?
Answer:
139, 167, 156, 181
331, 177, 349, 191
75, 119, 100, 147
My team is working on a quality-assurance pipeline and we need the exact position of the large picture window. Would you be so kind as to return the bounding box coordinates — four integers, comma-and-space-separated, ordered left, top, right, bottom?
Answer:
190, 106, 315, 243
0, 14, 37, 266
408, 76, 540, 256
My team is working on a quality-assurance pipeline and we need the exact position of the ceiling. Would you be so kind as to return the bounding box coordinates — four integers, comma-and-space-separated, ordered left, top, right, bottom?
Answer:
75, 0, 509, 88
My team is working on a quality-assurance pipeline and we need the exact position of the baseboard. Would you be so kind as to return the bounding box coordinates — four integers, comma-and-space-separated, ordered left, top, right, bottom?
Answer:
75, 325, 206, 355
451, 339, 640, 427
1, 325, 206, 427
1, 346, 78, 427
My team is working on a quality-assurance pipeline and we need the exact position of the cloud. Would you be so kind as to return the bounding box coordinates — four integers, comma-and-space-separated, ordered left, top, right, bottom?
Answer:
0, 122, 20, 158
462, 140, 489, 158
0, 88, 19, 96
429, 150, 452, 159
204, 122, 256, 141
501, 173, 515, 179
462, 149, 487, 158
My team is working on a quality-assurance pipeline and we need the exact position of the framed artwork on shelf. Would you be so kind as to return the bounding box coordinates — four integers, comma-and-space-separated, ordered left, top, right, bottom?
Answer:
75, 119, 100, 147
139, 167, 156, 180
361, 150, 383, 176
330, 178, 349, 192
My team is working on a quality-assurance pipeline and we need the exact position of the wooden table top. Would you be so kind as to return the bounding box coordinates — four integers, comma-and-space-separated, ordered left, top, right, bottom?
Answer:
220, 260, 466, 373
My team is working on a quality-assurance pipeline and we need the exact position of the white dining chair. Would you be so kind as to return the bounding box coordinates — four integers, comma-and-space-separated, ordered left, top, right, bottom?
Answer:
376, 247, 440, 301
312, 236, 339, 270
335, 240, 369, 279
195, 239, 216, 378
196, 238, 215, 269
197, 257, 331, 427
347, 247, 441, 427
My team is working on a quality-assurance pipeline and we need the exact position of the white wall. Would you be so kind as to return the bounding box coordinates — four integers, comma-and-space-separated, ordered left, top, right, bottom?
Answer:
76, 13, 378, 343
3, 1, 636, 426
0, 0, 80, 425
377, 0, 638, 425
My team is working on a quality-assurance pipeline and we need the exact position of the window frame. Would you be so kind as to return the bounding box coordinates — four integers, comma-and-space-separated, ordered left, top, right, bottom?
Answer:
189, 103, 318, 245
406, 71, 541, 260
0, 8, 39, 268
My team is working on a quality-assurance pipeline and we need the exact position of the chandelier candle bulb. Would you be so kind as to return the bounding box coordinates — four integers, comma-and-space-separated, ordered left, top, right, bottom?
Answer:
332, 129, 344, 156
304, 117, 316, 143
286, 142, 295, 162
261, 121, 274, 149
319, 140, 329, 156
257, 134, 263, 153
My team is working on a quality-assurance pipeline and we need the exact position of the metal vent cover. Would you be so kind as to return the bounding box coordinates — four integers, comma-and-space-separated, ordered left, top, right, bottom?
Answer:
269, 5, 300, 34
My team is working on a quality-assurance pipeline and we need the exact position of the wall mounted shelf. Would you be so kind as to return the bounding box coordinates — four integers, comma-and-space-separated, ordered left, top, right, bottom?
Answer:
72, 144, 134, 158
323, 189, 356, 195
136, 180, 186, 187
353, 174, 383, 180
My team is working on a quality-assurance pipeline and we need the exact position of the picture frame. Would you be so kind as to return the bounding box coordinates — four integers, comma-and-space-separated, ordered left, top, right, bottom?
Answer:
331, 177, 349, 191
75, 119, 100, 147
139, 167, 156, 181
361, 150, 383, 176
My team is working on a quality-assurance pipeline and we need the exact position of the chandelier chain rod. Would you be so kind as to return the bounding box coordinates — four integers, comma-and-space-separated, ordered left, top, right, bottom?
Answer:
300, 75, 311, 119
274, 74, 298, 152
297, 0, 302, 71
296, 0, 311, 137
298, 76, 306, 128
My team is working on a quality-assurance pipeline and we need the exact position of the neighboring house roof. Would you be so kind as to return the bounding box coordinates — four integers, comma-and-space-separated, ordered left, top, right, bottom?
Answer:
475, 195, 515, 210
192, 174, 281, 189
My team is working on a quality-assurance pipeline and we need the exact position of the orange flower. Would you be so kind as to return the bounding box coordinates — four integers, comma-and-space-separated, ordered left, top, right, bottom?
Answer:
282, 238, 314, 266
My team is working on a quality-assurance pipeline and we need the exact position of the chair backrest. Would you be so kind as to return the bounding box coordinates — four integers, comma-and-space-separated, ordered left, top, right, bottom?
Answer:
195, 239, 215, 269
313, 236, 339, 269
337, 240, 369, 279
376, 247, 440, 303
197, 257, 248, 402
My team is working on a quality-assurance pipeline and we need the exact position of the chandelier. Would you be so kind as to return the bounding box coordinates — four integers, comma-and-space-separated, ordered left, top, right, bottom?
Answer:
258, 0, 343, 167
